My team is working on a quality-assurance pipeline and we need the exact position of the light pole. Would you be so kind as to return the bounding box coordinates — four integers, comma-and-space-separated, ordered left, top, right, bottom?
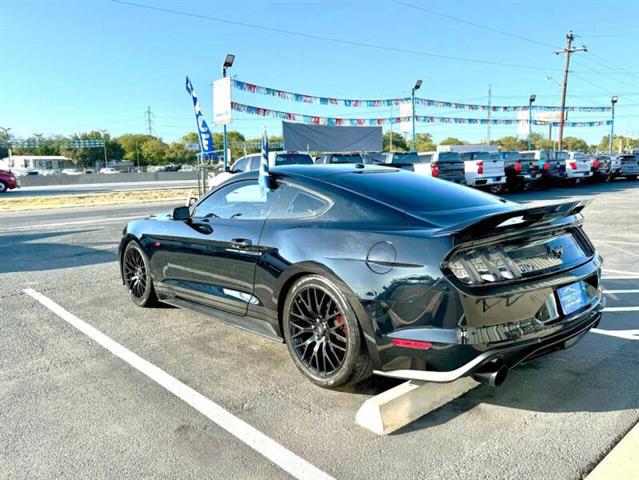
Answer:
411, 80, 422, 151
221, 53, 235, 171
528, 94, 536, 150
99, 129, 108, 169
609, 96, 618, 155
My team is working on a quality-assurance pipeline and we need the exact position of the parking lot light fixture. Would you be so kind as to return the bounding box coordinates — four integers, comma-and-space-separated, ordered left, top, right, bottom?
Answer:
221, 53, 235, 171
610, 96, 618, 155
411, 80, 422, 151
528, 94, 536, 150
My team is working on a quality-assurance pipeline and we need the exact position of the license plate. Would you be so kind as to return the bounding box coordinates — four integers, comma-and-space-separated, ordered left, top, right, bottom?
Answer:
557, 281, 589, 316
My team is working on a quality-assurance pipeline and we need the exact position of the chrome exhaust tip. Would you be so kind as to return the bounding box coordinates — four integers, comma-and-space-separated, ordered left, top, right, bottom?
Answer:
473, 365, 508, 387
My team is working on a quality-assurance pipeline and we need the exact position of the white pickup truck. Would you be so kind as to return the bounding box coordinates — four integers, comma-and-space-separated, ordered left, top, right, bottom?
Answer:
460, 151, 506, 193
564, 151, 592, 183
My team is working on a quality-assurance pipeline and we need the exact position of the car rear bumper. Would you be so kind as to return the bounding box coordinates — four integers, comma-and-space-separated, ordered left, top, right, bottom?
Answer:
566, 170, 593, 179
375, 299, 603, 383
468, 176, 505, 186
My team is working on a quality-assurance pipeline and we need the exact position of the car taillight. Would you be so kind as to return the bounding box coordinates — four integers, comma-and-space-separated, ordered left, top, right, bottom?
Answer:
514, 162, 522, 172
391, 338, 432, 350
431, 163, 439, 177
476, 161, 484, 174
569, 161, 577, 170
543, 162, 550, 171
592, 160, 600, 168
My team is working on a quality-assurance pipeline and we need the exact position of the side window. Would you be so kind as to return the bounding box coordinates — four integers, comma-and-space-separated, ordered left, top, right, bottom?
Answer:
193, 180, 279, 220
269, 184, 331, 219
249, 155, 261, 171
232, 158, 248, 173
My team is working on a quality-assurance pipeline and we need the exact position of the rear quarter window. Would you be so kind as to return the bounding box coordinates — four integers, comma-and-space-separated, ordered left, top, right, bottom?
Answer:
336, 170, 504, 212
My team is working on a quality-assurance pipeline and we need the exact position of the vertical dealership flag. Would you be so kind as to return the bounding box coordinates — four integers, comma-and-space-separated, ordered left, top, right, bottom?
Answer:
185, 76, 214, 159
259, 127, 270, 191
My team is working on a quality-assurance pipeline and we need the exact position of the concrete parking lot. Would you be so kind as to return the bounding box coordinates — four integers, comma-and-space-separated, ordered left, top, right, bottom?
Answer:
1, 181, 638, 480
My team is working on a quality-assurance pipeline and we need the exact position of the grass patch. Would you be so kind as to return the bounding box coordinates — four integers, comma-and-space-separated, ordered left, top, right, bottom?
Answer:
1, 188, 193, 212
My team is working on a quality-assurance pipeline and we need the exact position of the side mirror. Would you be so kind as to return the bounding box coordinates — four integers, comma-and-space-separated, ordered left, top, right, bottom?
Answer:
173, 206, 191, 221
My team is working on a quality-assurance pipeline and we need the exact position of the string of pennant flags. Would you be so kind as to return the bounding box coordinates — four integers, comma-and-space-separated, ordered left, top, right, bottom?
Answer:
0, 139, 105, 148
231, 102, 612, 128
232, 79, 612, 113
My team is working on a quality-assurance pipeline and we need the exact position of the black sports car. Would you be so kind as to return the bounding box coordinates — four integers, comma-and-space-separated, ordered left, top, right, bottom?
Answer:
119, 164, 604, 389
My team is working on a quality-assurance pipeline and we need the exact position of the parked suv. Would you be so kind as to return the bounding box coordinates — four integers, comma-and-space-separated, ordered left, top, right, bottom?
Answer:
460, 151, 506, 193
0, 169, 20, 193
314, 152, 363, 164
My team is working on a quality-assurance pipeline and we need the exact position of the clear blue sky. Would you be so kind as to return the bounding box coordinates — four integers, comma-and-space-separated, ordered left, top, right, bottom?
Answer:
1, 0, 638, 145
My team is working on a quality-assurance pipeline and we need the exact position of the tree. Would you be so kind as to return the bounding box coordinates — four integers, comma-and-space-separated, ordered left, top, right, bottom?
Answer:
140, 138, 169, 165
439, 137, 466, 146
494, 136, 527, 151
212, 130, 247, 160
562, 136, 589, 152
167, 141, 196, 164
383, 131, 409, 151
415, 133, 436, 152
115, 134, 156, 165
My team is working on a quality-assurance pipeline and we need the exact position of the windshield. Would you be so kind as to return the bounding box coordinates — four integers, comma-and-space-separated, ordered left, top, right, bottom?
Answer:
437, 152, 462, 162
274, 153, 314, 166
461, 151, 491, 161
330, 154, 362, 164
501, 152, 520, 161
390, 153, 421, 164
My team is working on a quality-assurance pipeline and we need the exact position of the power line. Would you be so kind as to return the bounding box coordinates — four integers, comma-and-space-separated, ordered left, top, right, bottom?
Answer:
109, 0, 567, 72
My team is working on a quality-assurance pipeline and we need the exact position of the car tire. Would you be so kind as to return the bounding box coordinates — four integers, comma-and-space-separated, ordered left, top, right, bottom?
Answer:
0, 181, 7, 193
283, 275, 372, 389
122, 241, 159, 307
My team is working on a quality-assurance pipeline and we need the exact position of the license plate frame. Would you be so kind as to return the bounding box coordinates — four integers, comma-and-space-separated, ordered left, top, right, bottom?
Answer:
557, 281, 589, 316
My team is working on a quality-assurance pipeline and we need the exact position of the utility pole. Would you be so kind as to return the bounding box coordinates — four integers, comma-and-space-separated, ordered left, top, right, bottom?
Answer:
609, 96, 618, 155
145, 106, 154, 136
99, 129, 109, 169
554, 31, 587, 150
411, 80, 422, 152
528, 95, 536, 150
486, 84, 491, 145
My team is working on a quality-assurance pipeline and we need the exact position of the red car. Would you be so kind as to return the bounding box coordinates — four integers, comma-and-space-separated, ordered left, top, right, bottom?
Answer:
0, 169, 20, 193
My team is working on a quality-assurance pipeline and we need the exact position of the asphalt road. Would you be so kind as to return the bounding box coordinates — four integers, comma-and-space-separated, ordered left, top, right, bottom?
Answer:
1, 180, 638, 480
5, 179, 198, 198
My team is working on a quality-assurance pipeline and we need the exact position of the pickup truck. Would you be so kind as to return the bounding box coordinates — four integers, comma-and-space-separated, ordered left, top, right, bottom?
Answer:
564, 151, 593, 183
460, 151, 506, 193
613, 154, 639, 180
495, 151, 541, 191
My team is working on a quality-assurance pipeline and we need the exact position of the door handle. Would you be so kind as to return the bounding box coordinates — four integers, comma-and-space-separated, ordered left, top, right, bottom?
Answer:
191, 222, 213, 235
231, 238, 252, 247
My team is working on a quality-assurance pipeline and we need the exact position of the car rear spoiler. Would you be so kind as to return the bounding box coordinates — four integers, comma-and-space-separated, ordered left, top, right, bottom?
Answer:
443, 200, 591, 244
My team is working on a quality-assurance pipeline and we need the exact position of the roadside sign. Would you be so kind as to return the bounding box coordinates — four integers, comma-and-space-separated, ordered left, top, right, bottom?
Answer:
213, 76, 232, 125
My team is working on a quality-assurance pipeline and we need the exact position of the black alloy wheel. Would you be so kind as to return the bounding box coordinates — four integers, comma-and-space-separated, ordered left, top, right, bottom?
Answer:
283, 275, 372, 388
123, 241, 158, 307
0, 181, 7, 193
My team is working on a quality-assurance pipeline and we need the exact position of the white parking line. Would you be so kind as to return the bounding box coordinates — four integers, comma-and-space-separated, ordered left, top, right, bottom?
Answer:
0, 216, 141, 232
603, 307, 639, 312
605, 290, 639, 294
592, 328, 639, 341
602, 268, 639, 276
592, 239, 639, 246
23, 288, 333, 480
602, 276, 639, 280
